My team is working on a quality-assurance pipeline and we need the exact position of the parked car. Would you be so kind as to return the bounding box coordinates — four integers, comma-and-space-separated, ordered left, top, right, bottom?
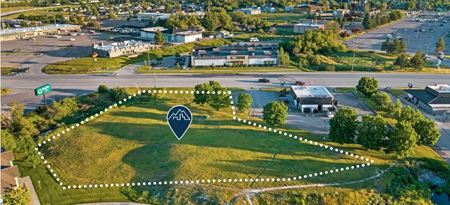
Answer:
258, 78, 270, 83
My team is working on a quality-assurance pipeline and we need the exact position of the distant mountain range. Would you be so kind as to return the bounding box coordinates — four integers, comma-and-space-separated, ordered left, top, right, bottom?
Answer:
168, 109, 191, 121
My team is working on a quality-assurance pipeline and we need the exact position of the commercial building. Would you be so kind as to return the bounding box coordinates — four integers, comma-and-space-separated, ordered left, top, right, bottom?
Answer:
191, 42, 279, 67
290, 86, 336, 113
293, 22, 326, 33
140, 27, 203, 44
137, 12, 170, 21
0, 24, 81, 42
92, 40, 156, 58
238, 7, 262, 15
405, 84, 450, 114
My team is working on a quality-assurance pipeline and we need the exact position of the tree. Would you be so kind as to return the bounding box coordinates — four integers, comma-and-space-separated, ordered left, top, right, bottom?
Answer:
358, 115, 387, 150
435, 37, 445, 53
393, 38, 407, 55
279, 47, 290, 66
356, 77, 378, 97
389, 99, 403, 118
374, 91, 392, 111
98, 84, 109, 93
209, 87, 230, 110
87, 20, 100, 28
155, 30, 164, 45
329, 107, 358, 144
387, 121, 418, 156
237, 93, 253, 113
1, 130, 17, 151
414, 118, 441, 146
381, 38, 395, 54
409, 51, 426, 70
2, 185, 31, 205
288, 30, 344, 55
398, 106, 421, 123
193, 81, 222, 104
394, 54, 410, 68
362, 13, 374, 29
263, 101, 288, 126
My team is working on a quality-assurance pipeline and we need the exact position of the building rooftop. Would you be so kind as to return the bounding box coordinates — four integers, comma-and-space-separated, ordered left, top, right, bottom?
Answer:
192, 42, 278, 59
141, 27, 167, 32
295, 22, 325, 27
1, 166, 20, 193
141, 27, 202, 36
428, 84, 450, 93
0, 24, 80, 36
93, 40, 152, 51
1, 151, 14, 169
291, 86, 333, 98
405, 84, 450, 105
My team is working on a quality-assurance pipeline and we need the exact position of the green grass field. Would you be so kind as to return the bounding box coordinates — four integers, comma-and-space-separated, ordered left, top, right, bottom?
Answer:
136, 65, 299, 74
33, 92, 397, 204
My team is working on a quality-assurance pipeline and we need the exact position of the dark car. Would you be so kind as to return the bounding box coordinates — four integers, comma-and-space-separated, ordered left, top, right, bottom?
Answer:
295, 81, 306, 86
258, 78, 270, 83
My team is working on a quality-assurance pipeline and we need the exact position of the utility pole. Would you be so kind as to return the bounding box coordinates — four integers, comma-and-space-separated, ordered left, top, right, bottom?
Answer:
147, 51, 150, 69
153, 71, 156, 88
351, 52, 355, 72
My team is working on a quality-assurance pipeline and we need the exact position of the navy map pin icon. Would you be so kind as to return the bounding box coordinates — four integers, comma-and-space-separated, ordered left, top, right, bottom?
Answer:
167, 105, 193, 140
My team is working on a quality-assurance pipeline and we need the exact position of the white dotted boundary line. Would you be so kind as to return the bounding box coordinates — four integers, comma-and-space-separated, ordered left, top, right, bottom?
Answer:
231, 117, 374, 163
34, 89, 374, 190
34, 89, 232, 188
62, 162, 372, 190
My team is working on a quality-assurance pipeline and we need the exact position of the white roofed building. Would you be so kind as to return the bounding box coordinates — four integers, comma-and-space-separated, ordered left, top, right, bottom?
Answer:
290, 86, 336, 113
92, 40, 157, 58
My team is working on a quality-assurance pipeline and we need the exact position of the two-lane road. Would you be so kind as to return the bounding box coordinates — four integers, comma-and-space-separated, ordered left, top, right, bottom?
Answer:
2, 72, 449, 109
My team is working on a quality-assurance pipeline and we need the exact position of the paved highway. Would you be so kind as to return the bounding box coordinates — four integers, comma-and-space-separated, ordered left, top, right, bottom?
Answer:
2, 72, 449, 109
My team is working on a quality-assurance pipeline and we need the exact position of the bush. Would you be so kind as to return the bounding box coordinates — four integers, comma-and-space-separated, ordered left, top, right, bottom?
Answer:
307, 54, 321, 66
324, 64, 336, 71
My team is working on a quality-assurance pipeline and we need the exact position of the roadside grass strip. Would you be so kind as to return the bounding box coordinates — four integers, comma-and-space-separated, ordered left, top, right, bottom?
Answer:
34, 88, 374, 190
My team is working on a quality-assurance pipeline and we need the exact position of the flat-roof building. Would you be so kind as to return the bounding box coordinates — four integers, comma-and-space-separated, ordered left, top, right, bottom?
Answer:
405, 84, 450, 115
0, 24, 81, 42
238, 7, 262, 15
191, 42, 279, 67
92, 40, 156, 58
137, 12, 170, 21
290, 86, 336, 113
293, 22, 326, 33
140, 27, 203, 44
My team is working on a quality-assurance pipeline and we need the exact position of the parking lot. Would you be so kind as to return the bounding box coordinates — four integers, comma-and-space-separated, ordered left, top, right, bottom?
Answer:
346, 13, 450, 60
244, 88, 374, 135
1, 31, 113, 75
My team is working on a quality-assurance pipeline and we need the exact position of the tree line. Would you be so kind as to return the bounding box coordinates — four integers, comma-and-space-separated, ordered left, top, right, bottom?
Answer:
362, 10, 403, 29
330, 77, 441, 156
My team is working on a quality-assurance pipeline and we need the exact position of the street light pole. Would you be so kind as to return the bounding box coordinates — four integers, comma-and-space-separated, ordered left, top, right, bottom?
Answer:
351, 52, 355, 72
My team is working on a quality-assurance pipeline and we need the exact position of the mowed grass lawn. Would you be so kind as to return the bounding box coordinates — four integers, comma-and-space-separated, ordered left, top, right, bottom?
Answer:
34, 93, 413, 204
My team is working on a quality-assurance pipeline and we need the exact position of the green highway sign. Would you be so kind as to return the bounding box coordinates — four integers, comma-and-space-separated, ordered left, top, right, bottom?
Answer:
34, 84, 52, 96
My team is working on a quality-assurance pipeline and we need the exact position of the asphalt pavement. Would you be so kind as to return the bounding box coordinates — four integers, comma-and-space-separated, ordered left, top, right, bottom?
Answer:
2, 72, 449, 109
